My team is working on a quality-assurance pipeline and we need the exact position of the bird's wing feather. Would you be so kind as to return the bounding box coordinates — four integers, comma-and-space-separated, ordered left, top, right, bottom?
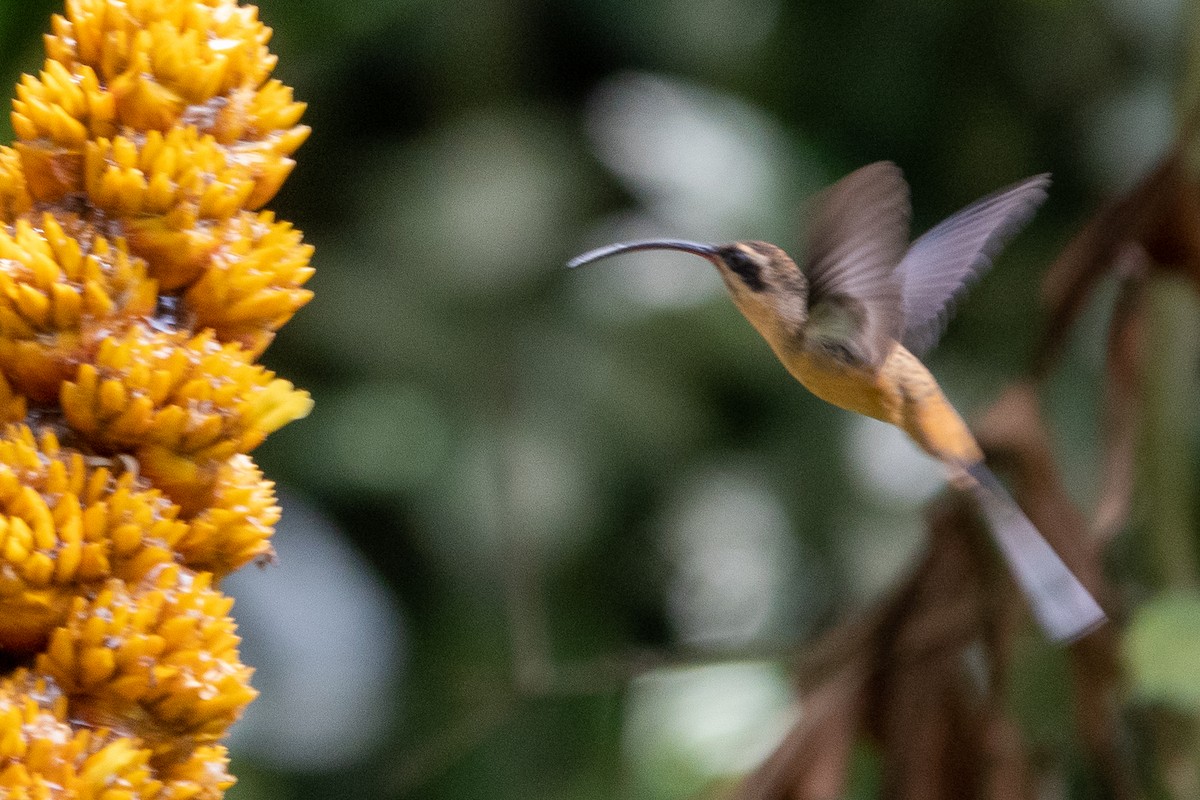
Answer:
804, 161, 911, 367
897, 174, 1050, 356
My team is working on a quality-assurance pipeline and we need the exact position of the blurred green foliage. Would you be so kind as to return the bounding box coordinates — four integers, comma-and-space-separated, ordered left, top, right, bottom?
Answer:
0, 0, 1192, 798
1126, 592, 1200, 711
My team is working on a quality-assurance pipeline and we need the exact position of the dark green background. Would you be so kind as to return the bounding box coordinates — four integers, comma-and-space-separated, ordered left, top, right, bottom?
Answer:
0, 1, 1187, 798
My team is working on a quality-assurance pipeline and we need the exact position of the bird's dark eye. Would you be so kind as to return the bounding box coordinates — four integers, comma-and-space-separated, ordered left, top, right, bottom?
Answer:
722, 248, 766, 291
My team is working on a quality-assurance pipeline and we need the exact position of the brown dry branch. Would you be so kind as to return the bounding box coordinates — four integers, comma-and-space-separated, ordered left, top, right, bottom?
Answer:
734, 668, 866, 800
1093, 251, 1148, 543
737, 489, 1036, 800
871, 496, 1027, 800
1034, 144, 1196, 379
976, 384, 1137, 800
737, 381, 1133, 799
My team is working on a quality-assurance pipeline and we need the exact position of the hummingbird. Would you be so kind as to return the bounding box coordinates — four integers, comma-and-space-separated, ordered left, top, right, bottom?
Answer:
568, 161, 1105, 642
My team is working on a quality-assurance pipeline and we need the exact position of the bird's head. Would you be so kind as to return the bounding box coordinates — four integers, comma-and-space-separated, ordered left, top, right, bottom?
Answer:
567, 239, 809, 343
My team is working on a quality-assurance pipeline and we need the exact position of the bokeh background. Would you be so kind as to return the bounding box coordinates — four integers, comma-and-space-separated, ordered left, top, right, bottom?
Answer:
0, 0, 1189, 798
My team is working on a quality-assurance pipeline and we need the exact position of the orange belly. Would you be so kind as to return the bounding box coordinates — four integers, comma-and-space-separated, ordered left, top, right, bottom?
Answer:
779, 342, 984, 467
784, 348, 900, 422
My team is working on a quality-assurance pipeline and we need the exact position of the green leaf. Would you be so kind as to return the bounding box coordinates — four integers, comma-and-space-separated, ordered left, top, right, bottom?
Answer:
1124, 592, 1200, 710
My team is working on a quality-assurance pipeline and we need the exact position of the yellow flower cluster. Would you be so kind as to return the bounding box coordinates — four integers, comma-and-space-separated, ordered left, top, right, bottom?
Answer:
0, 427, 184, 650
0, 669, 234, 798
0, 0, 313, 795
0, 215, 156, 401
39, 569, 256, 757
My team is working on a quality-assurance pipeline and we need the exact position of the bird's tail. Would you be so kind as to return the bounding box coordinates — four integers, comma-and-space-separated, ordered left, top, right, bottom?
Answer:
963, 463, 1106, 642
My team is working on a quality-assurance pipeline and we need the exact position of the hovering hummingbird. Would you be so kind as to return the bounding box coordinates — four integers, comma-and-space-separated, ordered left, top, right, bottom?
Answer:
568, 161, 1105, 642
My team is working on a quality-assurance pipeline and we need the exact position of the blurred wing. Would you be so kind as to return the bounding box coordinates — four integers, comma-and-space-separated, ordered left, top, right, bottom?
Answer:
804, 161, 911, 366
897, 174, 1051, 356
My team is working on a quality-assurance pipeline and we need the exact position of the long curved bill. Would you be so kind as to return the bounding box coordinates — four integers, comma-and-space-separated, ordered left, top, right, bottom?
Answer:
567, 239, 719, 269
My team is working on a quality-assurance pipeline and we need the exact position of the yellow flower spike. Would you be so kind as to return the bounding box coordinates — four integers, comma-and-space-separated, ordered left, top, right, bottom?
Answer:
0, 670, 81, 793
0, 2, 311, 792
86, 130, 258, 223
50, 0, 276, 105
176, 454, 278, 577
0, 147, 31, 223
76, 738, 157, 795
211, 81, 307, 144
12, 140, 81, 203
23, 551, 56, 587
110, 57, 186, 133
161, 744, 235, 799
235, 139, 304, 211
13, 60, 117, 146
0, 669, 228, 799
136, 447, 212, 516
79, 644, 116, 687
185, 211, 314, 354
0, 426, 185, 650
125, 220, 219, 292
38, 566, 257, 752
0, 216, 157, 403
61, 325, 310, 504
0, 376, 25, 427
80, 127, 288, 289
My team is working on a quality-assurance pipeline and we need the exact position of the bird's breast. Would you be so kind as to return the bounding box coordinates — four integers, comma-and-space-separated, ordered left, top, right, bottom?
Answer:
777, 344, 903, 424
775, 340, 983, 466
